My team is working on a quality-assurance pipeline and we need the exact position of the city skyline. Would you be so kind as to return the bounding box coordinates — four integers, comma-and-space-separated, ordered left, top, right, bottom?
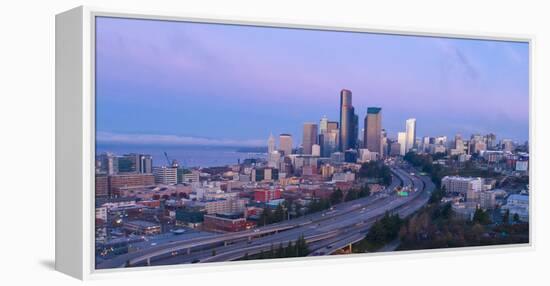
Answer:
96, 17, 529, 147
93, 16, 529, 269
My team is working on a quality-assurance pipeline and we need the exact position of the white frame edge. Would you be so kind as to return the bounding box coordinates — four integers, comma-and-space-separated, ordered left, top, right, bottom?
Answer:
55, 5, 535, 281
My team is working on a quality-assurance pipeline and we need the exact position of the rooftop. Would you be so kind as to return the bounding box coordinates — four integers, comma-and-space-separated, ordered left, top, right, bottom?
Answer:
124, 220, 159, 228
508, 194, 529, 202
442, 176, 482, 182
367, 107, 382, 114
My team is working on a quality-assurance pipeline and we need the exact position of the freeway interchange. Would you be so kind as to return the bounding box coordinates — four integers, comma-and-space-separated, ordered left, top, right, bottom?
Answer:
96, 165, 435, 269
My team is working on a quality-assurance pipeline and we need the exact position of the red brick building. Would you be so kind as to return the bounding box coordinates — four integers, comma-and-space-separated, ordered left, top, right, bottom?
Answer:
108, 174, 155, 196
253, 189, 282, 203
95, 175, 109, 197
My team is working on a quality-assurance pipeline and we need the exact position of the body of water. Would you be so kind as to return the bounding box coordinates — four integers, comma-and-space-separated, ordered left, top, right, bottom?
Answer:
96, 144, 266, 168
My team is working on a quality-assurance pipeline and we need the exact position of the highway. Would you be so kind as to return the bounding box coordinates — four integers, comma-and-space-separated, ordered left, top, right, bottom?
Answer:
200, 167, 434, 262
96, 165, 434, 268
310, 169, 434, 256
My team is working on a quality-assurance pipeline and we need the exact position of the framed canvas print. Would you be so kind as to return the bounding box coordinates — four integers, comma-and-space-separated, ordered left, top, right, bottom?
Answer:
55, 6, 532, 280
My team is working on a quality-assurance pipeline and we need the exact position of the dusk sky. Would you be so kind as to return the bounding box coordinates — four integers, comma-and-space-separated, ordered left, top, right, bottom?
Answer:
95, 16, 529, 147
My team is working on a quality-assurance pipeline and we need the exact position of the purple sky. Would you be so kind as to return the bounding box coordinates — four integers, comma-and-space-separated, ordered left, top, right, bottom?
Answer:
95, 16, 529, 147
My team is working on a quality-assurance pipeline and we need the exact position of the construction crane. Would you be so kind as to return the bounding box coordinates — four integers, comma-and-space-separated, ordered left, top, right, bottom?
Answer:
163, 151, 179, 167
163, 151, 171, 166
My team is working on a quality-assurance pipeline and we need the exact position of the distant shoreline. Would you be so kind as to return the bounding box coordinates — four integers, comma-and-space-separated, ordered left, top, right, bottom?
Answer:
95, 144, 267, 168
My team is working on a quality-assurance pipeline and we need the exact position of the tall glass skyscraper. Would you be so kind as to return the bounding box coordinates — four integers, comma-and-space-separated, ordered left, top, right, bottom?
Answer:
405, 118, 417, 153
364, 107, 382, 155
339, 89, 357, 151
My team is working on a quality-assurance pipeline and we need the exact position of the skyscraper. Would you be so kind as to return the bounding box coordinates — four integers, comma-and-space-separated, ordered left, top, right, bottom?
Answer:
279, 134, 293, 156
321, 121, 339, 157
267, 133, 276, 154
405, 118, 417, 153
319, 116, 328, 135
454, 134, 465, 154
353, 113, 359, 149
381, 129, 388, 156
364, 107, 382, 155
302, 123, 318, 155
139, 154, 153, 174
398, 132, 407, 156
339, 89, 357, 151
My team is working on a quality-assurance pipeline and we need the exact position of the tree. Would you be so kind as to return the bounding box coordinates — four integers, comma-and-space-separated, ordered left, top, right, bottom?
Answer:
345, 189, 359, 202
276, 243, 284, 258
503, 209, 510, 224
358, 161, 392, 186
513, 213, 520, 223
364, 212, 404, 249
472, 208, 491, 225
285, 241, 293, 257
358, 185, 371, 198
429, 186, 446, 204
274, 204, 285, 222
330, 189, 344, 205
366, 220, 387, 245
259, 208, 273, 226
295, 234, 309, 256
307, 198, 331, 214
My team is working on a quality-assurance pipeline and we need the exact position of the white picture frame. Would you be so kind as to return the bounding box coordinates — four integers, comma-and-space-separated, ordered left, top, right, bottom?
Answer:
55, 6, 534, 280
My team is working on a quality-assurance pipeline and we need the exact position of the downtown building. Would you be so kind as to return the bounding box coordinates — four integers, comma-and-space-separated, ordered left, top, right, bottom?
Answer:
441, 176, 482, 200
118, 153, 153, 174
106, 173, 156, 197
397, 132, 407, 156
363, 107, 382, 156
339, 89, 358, 152
319, 116, 339, 157
405, 118, 416, 153
279, 134, 293, 156
153, 166, 178, 185
302, 122, 318, 155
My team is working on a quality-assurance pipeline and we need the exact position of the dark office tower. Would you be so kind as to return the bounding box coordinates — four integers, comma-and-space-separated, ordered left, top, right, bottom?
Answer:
364, 107, 382, 154
119, 153, 139, 173
352, 112, 359, 149
339, 89, 356, 151
302, 123, 318, 155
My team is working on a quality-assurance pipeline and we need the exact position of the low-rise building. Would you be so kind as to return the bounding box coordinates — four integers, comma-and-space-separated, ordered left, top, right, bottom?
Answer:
478, 191, 497, 209
182, 171, 200, 183
153, 166, 178, 185
442, 176, 482, 196
108, 173, 156, 196
123, 220, 161, 235
203, 214, 255, 232
501, 194, 529, 222
204, 198, 247, 215
254, 188, 282, 203
332, 172, 355, 182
